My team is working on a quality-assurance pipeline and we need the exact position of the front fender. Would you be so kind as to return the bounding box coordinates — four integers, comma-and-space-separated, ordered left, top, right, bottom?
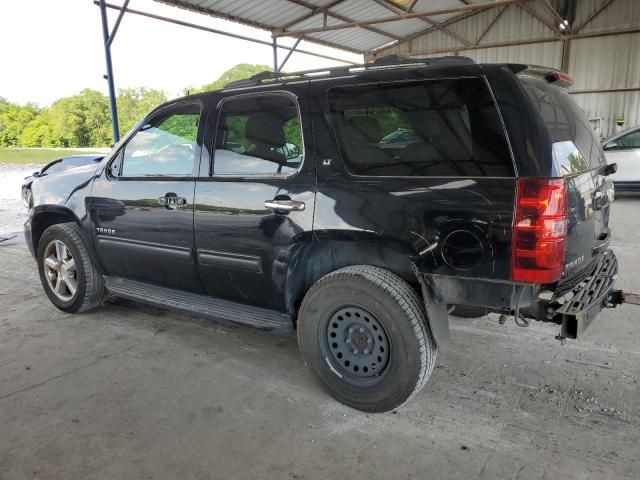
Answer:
27, 163, 100, 258
30, 161, 100, 219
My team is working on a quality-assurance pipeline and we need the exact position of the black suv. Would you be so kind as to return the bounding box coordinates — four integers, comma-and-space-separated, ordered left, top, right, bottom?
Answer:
25, 57, 618, 412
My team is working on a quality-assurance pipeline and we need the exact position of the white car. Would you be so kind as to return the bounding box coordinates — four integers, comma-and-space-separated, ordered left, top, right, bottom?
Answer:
603, 126, 640, 191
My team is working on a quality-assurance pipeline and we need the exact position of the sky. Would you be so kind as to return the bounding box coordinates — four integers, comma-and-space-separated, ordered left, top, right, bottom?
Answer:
0, 0, 361, 107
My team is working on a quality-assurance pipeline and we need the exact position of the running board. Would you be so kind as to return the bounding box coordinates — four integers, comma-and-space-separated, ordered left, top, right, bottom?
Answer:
104, 276, 292, 332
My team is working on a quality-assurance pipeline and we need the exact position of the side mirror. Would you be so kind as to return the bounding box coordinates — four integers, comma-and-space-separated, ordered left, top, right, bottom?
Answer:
602, 163, 618, 176
32, 171, 41, 178
603, 141, 618, 150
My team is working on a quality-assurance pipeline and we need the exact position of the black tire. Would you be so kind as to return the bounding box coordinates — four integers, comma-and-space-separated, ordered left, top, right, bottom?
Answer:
451, 305, 488, 318
37, 222, 105, 313
297, 265, 437, 412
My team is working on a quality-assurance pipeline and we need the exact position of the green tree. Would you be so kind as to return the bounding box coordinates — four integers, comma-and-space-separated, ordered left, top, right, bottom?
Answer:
186, 64, 272, 94
0, 102, 40, 146
1, 63, 278, 148
41, 89, 111, 147
19, 110, 54, 147
117, 87, 167, 136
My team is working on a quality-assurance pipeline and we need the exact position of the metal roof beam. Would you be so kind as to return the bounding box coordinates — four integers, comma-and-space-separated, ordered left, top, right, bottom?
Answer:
368, 8, 486, 56
475, 5, 509, 45
97, 1, 360, 62
106, 0, 130, 47
273, 0, 524, 38
394, 25, 640, 57
539, 0, 567, 31
519, 2, 562, 34
574, 0, 617, 33
281, 0, 402, 41
371, 0, 473, 46
155, 0, 363, 53
280, 0, 346, 29
277, 35, 305, 72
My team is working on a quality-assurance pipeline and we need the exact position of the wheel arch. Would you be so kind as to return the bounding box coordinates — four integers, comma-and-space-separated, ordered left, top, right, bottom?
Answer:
285, 234, 417, 314
285, 232, 450, 349
30, 206, 84, 257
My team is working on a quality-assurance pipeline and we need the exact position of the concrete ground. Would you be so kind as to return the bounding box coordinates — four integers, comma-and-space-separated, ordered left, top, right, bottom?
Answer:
1, 198, 639, 480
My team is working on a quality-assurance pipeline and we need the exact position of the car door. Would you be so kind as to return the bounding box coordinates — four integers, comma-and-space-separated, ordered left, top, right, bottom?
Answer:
605, 129, 640, 185
89, 100, 205, 292
194, 87, 315, 310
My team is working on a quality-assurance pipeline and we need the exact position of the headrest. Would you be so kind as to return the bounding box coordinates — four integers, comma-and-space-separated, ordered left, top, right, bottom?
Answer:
245, 113, 286, 148
348, 116, 382, 143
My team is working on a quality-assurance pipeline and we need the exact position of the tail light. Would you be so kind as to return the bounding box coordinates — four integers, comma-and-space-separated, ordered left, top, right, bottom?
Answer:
544, 71, 573, 87
511, 178, 568, 283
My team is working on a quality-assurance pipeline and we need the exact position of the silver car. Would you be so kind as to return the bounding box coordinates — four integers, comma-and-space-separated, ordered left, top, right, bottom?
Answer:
603, 126, 640, 191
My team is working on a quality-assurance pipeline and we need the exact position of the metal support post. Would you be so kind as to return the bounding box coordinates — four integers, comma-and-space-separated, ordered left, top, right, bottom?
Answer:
99, 0, 121, 143
272, 37, 278, 77
277, 35, 305, 72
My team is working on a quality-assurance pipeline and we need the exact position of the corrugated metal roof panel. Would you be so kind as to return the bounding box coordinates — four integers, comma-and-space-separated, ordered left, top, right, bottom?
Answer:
574, 0, 640, 33
465, 42, 563, 66
330, 0, 427, 37
568, 33, 640, 90
187, 0, 311, 29
310, 28, 392, 52
156, 0, 516, 53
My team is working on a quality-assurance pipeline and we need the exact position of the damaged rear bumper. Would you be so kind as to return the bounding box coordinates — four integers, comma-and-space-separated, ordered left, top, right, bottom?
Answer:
553, 249, 618, 339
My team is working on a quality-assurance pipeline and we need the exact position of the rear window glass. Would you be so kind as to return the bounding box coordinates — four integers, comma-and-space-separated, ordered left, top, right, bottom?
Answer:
214, 94, 303, 176
327, 78, 514, 177
520, 76, 604, 174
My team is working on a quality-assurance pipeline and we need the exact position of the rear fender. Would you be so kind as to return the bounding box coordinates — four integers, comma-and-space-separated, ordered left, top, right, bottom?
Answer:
413, 269, 450, 350
286, 233, 450, 350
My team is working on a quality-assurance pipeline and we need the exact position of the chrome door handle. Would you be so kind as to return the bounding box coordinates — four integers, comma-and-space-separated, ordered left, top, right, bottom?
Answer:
159, 194, 188, 209
264, 199, 305, 212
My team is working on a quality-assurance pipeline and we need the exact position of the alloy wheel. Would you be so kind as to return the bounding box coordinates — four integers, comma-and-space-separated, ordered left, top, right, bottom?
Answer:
43, 239, 78, 301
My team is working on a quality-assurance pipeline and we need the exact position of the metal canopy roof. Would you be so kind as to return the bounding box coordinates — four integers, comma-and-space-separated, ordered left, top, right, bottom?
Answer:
155, 0, 524, 54
96, 0, 554, 144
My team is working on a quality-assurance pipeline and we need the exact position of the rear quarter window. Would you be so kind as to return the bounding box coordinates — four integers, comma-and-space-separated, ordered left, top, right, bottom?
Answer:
327, 77, 514, 177
520, 76, 604, 174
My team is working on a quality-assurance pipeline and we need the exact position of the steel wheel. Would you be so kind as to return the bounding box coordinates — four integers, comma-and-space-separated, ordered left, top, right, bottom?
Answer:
321, 305, 391, 386
43, 239, 77, 301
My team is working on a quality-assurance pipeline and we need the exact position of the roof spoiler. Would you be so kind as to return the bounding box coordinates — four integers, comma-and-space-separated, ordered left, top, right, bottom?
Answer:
509, 64, 573, 88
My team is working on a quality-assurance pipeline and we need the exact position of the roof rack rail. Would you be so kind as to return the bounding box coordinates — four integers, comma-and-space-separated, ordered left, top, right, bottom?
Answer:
222, 55, 475, 90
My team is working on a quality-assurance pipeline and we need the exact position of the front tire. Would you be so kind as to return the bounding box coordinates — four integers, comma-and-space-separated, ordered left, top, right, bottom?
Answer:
297, 265, 437, 412
37, 222, 104, 313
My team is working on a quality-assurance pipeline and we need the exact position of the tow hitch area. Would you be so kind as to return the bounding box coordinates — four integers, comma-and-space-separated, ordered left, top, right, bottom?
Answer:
554, 250, 619, 339
607, 290, 640, 307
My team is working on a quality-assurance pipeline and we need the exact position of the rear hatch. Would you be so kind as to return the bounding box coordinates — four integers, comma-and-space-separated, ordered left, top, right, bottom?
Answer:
518, 72, 612, 288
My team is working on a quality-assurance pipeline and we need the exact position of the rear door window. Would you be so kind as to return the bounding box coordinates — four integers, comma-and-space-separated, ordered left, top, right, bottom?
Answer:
213, 94, 303, 176
327, 77, 514, 177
